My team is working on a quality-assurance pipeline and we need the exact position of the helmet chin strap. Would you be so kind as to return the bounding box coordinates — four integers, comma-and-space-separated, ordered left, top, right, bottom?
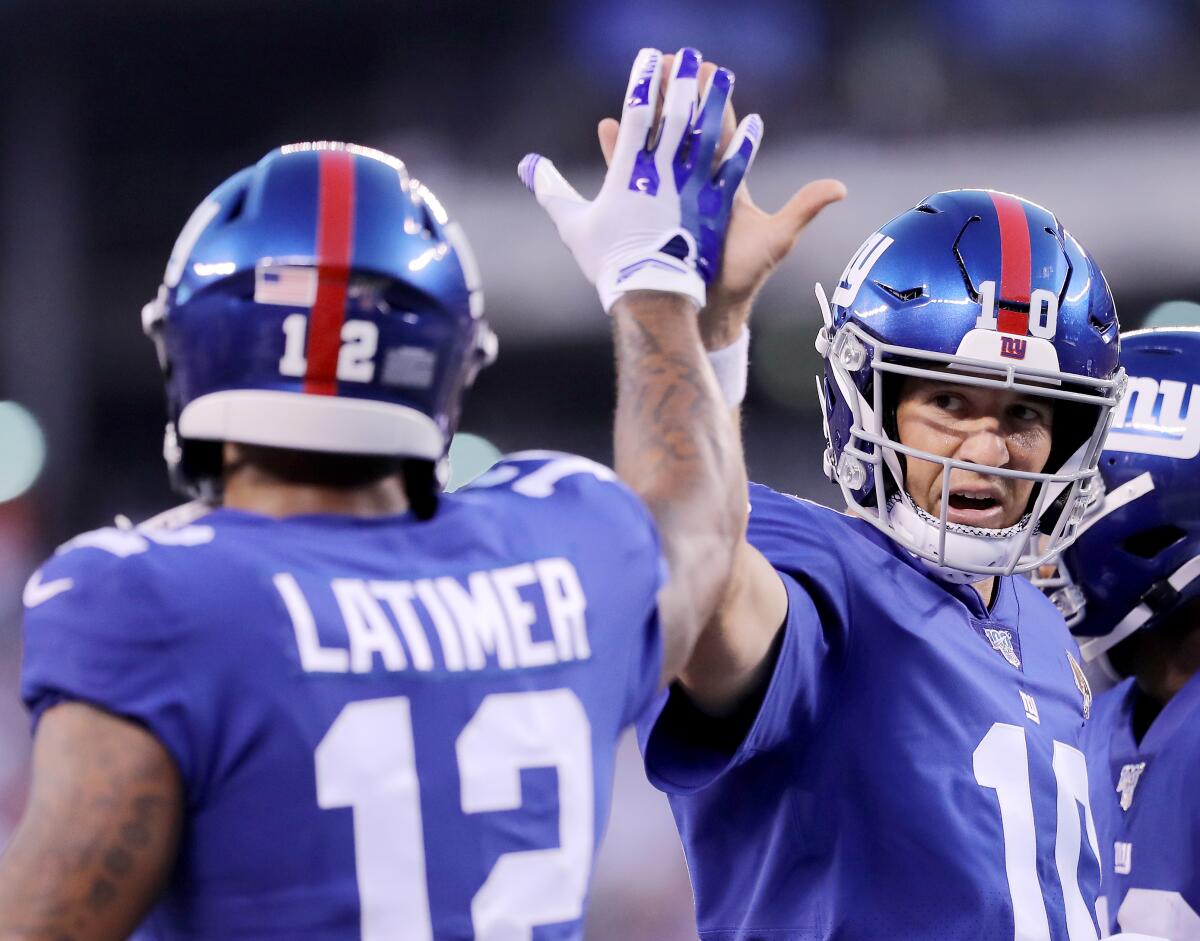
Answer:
887, 495, 1035, 585
1078, 554, 1200, 662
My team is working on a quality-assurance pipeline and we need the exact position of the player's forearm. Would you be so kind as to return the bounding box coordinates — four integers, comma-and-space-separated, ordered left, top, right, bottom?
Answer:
612, 290, 747, 680
0, 704, 183, 941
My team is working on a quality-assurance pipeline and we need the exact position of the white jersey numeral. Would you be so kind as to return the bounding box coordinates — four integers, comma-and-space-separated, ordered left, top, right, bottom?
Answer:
459, 691, 593, 939
316, 698, 432, 938
279, 314, 380, 382
974, 722, 1100, 941
1116, 889, 1200, 940
314, 690, 593, 940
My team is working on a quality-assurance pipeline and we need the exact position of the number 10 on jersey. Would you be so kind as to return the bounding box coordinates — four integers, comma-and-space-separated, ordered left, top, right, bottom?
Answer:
975, 722, 1101, 941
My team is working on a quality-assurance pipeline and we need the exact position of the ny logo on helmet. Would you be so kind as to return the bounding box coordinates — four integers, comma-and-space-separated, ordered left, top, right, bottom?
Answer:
1000, 336, 1028, 360
1105, 376, 1200, 460
831, 232, 893, 309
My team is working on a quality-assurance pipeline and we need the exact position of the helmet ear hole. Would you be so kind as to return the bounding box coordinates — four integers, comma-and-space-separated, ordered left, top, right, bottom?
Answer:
1122, 525, 1187, 560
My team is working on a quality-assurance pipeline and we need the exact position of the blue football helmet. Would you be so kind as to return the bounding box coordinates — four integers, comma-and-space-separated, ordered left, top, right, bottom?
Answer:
1040, 327, 1200, 668
816, 189, 1125, 582
142, 141, 496, 500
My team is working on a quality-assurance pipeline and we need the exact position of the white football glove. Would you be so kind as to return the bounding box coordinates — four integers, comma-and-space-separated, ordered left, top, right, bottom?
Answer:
519, 46, 763, 313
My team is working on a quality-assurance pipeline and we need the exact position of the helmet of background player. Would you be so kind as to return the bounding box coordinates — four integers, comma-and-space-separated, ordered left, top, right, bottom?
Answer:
1039, 327, 1200, 670
815, 189, 1125, 583
141, 141, 497, 502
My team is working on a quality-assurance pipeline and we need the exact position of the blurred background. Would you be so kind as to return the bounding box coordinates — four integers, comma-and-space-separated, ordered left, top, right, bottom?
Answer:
1, 0, 1198, 936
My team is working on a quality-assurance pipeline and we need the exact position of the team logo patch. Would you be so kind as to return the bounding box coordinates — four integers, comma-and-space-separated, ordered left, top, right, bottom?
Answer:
1067, 650, 1092, 719
999, 336, 1027, 360
1116, 762, 1147, 812
985, 627, 1022, 669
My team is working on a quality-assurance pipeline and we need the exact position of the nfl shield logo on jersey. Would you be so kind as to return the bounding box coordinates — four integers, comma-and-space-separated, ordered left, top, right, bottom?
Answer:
984, 627, 1021, 668
1116, 762, 1147, 812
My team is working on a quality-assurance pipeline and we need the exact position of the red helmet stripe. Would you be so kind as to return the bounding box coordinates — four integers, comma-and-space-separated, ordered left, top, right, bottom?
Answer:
989, 192, 1031, 335
304, 151, 356, 395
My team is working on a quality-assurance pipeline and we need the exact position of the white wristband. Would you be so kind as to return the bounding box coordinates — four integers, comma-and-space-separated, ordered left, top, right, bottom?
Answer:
706, 325, 750, 407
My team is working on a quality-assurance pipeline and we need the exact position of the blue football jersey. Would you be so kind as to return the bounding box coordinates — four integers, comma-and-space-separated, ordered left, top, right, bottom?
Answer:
21, 452, 664, 940
639, 483, 1101, 941
1082, 674, 1200, 939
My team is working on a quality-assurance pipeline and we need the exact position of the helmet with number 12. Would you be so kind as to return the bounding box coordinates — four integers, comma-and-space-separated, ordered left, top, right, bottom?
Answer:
142, 141, 497, 502
815, 189, 1126, 583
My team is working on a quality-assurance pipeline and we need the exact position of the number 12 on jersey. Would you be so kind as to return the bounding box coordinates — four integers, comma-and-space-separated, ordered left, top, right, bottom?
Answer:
975, 722, 1101, 941
316, 690, 594, 940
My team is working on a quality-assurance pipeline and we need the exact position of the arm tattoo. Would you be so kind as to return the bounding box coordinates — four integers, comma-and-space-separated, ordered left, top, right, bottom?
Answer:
612, 292, 747, 679
617, 310, 729, 484
0, 703, 182, 941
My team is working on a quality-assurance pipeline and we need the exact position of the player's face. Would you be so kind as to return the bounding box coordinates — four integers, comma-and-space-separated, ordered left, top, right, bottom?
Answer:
896, 377, 1053, 529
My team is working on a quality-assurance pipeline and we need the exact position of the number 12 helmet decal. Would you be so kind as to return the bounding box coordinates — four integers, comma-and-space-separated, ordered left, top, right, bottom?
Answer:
816, 189, 1125, 582
142, 142, 497, 500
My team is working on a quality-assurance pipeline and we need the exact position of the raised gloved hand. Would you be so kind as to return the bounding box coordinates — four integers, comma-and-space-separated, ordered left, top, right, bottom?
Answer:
519, 46, 762, 313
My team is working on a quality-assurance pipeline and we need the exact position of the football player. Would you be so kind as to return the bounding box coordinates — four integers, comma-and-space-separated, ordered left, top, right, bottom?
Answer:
630, 188, 1132, 940
1042, 327, 1200, 940
0, 48, 753, 940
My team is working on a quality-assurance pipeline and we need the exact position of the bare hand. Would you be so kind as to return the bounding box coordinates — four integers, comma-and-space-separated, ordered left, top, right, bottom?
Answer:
596, 57, 846, 349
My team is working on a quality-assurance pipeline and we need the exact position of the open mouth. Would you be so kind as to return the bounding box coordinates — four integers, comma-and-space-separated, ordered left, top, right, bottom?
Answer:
945, 490, 1006, 525
949, 492, 1000, 512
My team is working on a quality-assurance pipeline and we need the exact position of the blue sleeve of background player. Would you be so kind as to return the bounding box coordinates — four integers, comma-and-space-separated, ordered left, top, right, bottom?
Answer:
20, 529, 197, 785
638, 484, 853, 793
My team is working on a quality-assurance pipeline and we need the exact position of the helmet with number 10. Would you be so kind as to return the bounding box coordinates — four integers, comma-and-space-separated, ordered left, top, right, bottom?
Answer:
142, 141, 497, 501
816, 189, 1125, 583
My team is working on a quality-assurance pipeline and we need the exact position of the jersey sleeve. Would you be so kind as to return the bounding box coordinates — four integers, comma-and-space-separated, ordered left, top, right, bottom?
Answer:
20, 530, 196, 784
468, 451, 667, 724
639, 485, 853, 794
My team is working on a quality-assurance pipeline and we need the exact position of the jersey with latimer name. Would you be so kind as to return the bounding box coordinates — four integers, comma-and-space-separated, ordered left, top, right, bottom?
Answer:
21, 452, 664, 941
1081, 673, 1200, 940
638, 483, 1100, 941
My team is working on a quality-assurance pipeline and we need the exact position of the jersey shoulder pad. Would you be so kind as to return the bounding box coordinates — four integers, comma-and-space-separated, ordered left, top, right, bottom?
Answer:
745, 483, 880, 603
463, 450, 620, 498
21, 519, 205, 785
460, 449, 658, 552
24, 512, 217, 614
747, 483, 858, 553
462, 450, 650, 518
